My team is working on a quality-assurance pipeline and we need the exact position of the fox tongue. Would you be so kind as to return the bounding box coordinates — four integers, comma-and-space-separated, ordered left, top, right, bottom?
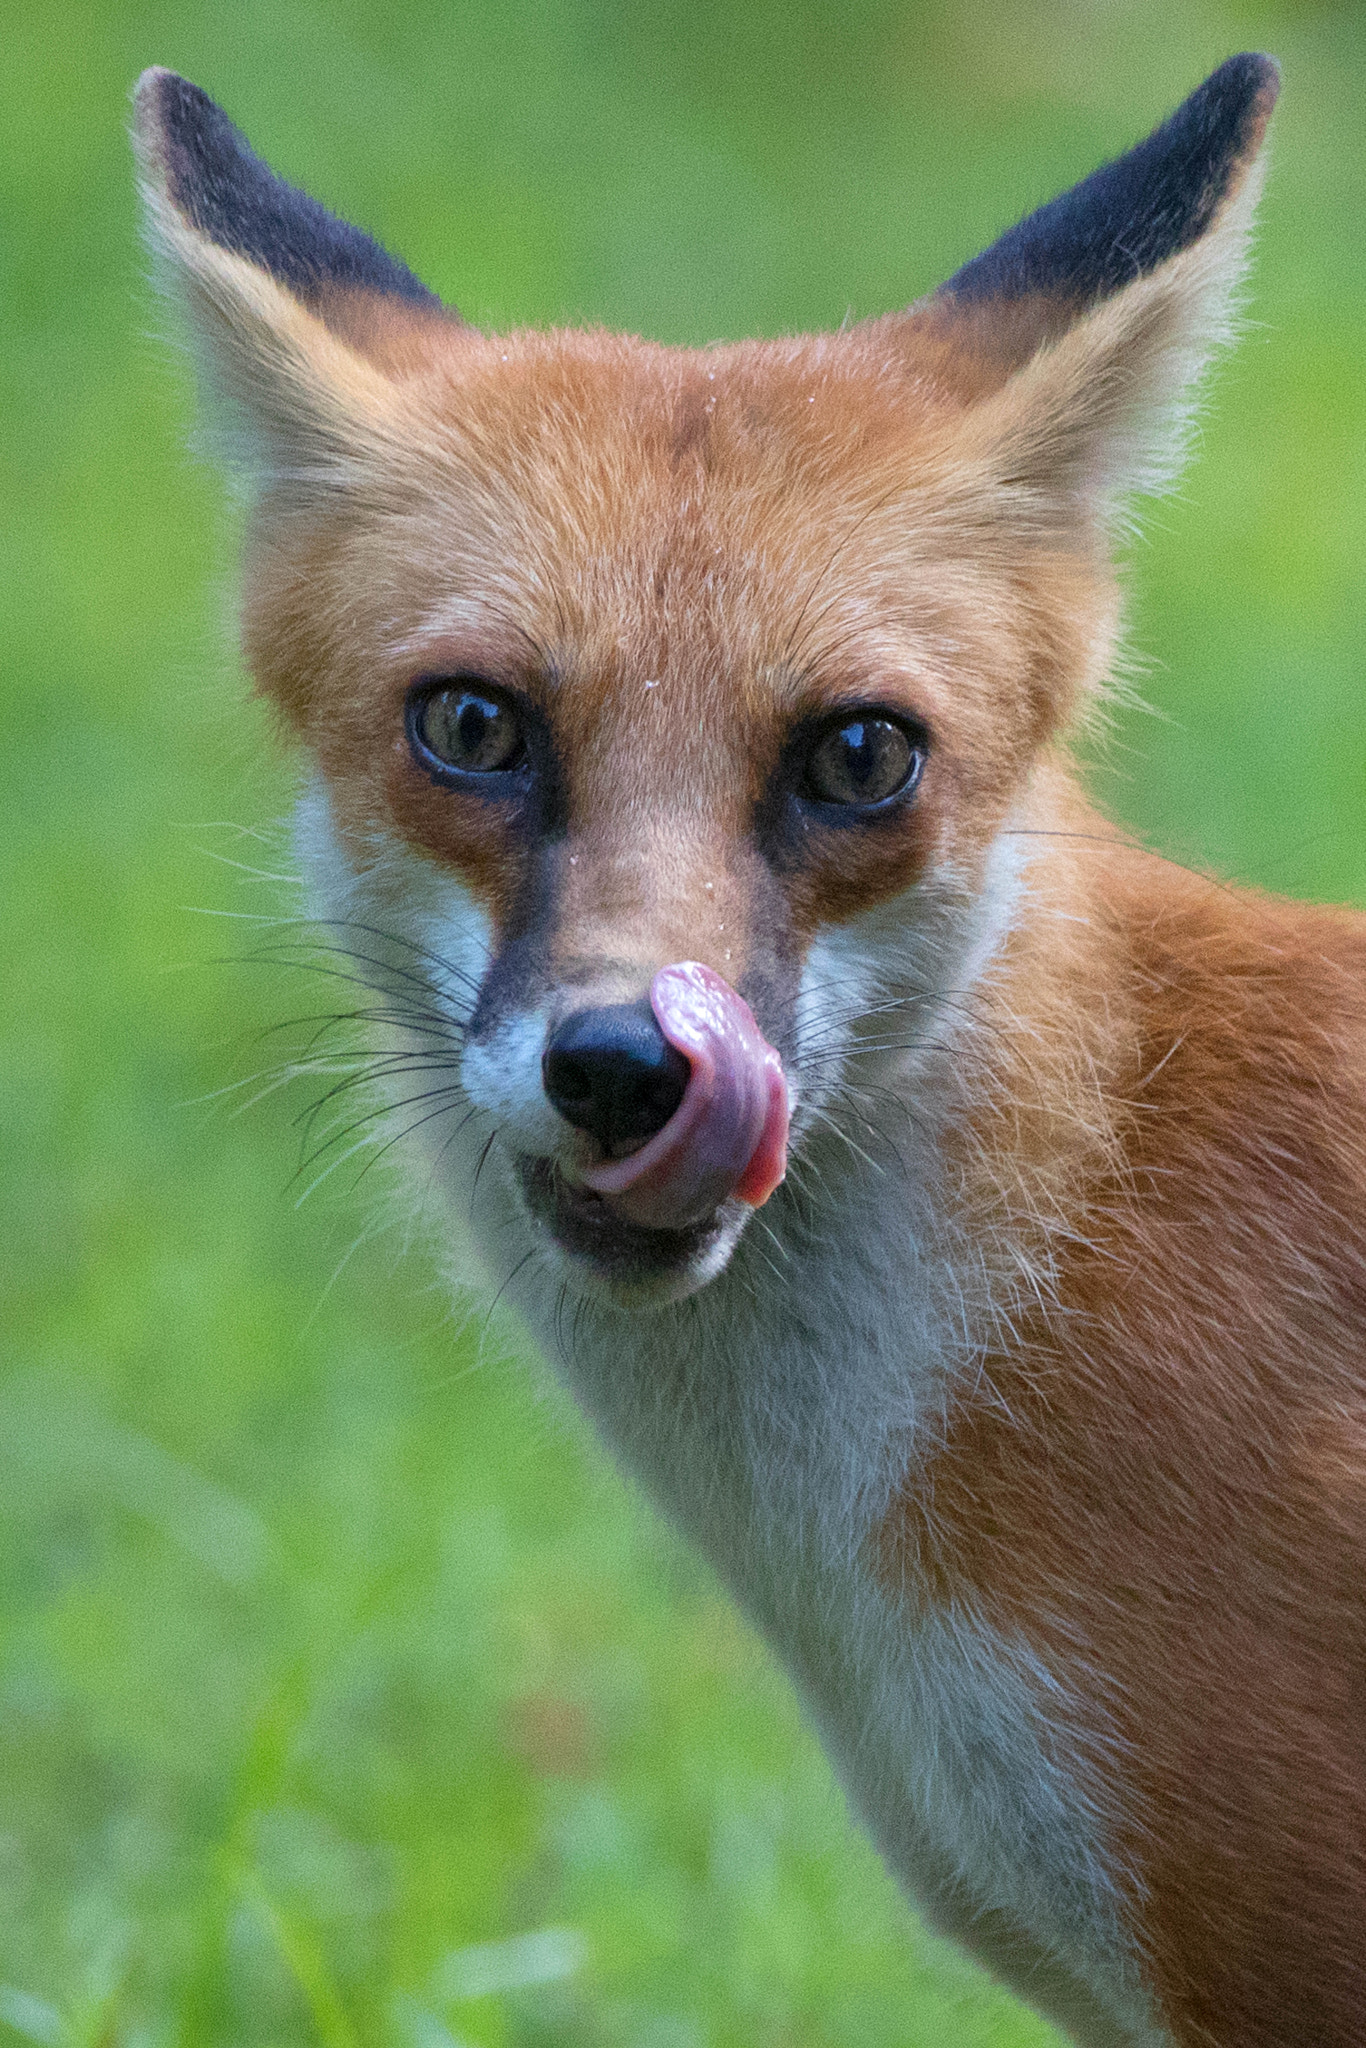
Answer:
579, 961, 789, 1232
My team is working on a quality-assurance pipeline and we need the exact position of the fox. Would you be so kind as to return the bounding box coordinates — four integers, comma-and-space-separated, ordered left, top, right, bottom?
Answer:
132, 52, 1366, 2047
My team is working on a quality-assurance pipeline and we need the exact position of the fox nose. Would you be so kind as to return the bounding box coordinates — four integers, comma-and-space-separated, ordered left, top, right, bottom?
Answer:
543, 1001, 691, 1157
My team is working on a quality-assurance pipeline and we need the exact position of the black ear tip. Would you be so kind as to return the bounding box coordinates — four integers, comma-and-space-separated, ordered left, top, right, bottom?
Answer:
132, 69, 233, 207
934, 51, 1283, 322
134, 64, 204, 110
129, 66, 443, 314
132, 63, 180, 115
133, 67, 204, 159
132, 68, 260, 217
1217, 50, 1282, 99
1202, 50, 1282, 145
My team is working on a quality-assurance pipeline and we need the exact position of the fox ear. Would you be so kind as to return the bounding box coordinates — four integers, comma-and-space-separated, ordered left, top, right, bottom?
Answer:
900, 54, 1281, 523
132, 69, 462, 491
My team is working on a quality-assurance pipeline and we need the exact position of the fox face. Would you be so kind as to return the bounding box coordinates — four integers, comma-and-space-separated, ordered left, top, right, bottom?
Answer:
255, 323, 1107, 1302
134, 61, 1276, 1309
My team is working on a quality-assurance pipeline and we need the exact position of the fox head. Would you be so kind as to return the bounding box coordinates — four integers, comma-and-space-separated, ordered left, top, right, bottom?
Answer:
135, 57, 1278, 1307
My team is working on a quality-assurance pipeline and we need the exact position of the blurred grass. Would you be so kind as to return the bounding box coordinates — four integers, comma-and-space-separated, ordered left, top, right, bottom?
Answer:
1, 3, 1363, 2043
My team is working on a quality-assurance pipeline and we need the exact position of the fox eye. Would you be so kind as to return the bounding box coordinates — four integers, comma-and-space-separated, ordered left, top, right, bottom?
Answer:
804, 716, 922, 807
409, 682, 527, 778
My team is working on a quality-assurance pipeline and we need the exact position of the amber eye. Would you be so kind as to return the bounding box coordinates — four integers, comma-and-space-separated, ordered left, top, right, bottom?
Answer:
410, 683, 526, 777
804, 716, 922, 807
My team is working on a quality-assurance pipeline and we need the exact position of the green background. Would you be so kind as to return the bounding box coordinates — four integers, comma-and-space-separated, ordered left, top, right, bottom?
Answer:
2, 4, 1363, 2043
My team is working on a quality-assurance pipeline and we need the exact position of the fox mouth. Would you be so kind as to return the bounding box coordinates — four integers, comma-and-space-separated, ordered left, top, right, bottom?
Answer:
502, 961, 791, 1301
515, 1153, 728, 1296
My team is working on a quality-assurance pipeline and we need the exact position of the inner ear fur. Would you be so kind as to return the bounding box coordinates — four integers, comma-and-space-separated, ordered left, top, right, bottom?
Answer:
133, 69, 463, 488
957, 162, 1266, 528
889, 54, 1280, 524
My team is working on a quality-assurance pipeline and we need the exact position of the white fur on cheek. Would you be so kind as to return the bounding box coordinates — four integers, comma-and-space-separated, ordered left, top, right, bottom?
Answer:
461, 1008, 566, 1157
792, 823, 1027, 1140
293, 780, 519, 1285
296, 787, 566, 1160
293, 776, 491, 1014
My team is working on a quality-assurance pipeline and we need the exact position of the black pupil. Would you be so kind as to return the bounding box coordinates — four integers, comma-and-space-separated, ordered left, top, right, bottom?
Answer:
812, 718, 915, 804
842, 724, 883, 793
457, 698, 492, 757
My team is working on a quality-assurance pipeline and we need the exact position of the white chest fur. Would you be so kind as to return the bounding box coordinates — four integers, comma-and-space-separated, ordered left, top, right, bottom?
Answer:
502, 1159, 1155, 2032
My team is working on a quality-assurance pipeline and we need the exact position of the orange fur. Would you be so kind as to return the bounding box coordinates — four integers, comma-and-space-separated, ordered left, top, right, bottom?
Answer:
239, 324, 1114, 977
137, 57, 1366, 2046
886, 824, 1366, 2042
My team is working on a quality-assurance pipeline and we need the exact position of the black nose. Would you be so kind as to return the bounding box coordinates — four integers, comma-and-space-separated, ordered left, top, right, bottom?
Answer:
543, 1001, 691, 1157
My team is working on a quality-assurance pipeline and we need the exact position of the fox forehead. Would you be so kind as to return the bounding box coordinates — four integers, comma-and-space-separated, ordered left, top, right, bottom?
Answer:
251, 322, 969, 685
245, 323, 1089, 809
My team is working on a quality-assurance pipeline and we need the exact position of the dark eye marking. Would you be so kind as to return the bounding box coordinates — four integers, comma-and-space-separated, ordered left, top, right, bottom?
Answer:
406, 678, 529, 784
800, 712, 926, 810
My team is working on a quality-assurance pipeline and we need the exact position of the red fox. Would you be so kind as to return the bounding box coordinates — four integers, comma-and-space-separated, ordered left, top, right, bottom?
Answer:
134, 55, 1366, 2045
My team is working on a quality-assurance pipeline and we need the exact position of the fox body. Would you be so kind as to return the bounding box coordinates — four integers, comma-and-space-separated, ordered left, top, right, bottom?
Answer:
135, 57, 1366, 2046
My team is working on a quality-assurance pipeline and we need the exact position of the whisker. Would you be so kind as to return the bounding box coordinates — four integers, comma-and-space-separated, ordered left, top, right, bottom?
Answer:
807, 1106, 886, 1176
318, 912, 491, 976
353, 1100, 484, 1190
752, 1214, 792, 1269
241, 909, 489, 986
258, 1004, 464, 1044
553, 1279, 574, 1368
797, 1033, 963, 1069
293, 1082, 466, 1180
291, 1053, 463, 1131
418, 1106, 491, 1214
300, 1211, 393, 1333
1000, 827, 1243, 899
244, 941, 462, 1009
294, 1092, 479, 1207
790, 985, 992, 1054
482, 1248, 539, 1333
196, 847, 301, 886
470, 1128, 501, 1218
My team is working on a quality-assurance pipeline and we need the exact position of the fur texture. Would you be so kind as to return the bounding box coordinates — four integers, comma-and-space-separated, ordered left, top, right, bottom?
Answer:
134, 54, 1366, 2047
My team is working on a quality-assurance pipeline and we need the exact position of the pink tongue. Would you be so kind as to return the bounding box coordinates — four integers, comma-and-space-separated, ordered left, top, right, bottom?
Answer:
579, 961, 789, 1231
